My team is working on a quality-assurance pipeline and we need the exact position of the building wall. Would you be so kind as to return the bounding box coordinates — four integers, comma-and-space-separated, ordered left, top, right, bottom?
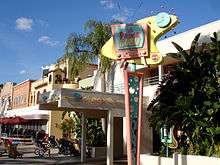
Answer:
4, 59, 97, 139
157, 20, 220, 55
30, 78, 51, 106
12, 80, 32, 109
113, 117, 123, 158
78, 64, 98, 80
140, 154, 220, 165
47, 59, 97, 82
49, 110, 64, 138
0, 82, 14, 99
30, 61, 83, 137
94, 62, 124, 93
0, 82, 14, 115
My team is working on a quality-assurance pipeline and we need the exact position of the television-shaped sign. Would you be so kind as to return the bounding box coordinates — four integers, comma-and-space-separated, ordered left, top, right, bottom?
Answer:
111, 23, 149, 60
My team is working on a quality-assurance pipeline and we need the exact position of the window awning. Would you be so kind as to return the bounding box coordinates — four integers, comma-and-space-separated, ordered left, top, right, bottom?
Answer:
5, 105, 50, 120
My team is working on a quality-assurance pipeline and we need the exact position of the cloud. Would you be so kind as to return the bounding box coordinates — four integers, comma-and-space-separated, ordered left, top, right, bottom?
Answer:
112, 7, 134, 22
38, 36, 59, 47
19, 70, 27, 75
100, 0, 115, 9
16, 17, 33, 31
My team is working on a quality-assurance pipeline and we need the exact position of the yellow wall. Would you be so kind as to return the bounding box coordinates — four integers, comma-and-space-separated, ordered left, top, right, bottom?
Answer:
30, 59, 92, 138
49, 110, 64, 138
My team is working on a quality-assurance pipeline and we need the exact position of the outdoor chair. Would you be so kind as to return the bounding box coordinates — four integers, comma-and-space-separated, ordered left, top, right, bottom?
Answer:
6, 139, 23, 159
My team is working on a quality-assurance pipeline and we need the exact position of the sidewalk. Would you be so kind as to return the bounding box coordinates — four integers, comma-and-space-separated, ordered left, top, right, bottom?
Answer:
56, 158, 127, 165
0, 143, 127, 164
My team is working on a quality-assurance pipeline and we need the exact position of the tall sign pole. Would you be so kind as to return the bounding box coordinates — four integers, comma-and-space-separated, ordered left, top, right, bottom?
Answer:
124, 69, 144, 165
101, 12, 179, 165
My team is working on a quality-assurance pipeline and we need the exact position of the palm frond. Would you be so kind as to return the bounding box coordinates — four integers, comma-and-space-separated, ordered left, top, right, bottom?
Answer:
190, 33, 201, 55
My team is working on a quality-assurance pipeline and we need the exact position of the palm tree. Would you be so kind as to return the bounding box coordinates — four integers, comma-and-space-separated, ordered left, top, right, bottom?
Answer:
61, 20, 113, 137
63, 20, 112, 91
62, 32, 93, 81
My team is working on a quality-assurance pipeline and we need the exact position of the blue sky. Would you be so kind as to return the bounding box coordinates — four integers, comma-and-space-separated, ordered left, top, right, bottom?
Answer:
0, 0, 220, 84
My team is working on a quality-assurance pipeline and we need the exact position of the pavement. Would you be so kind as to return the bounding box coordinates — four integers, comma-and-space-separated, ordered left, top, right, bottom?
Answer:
0, 144, 127, 165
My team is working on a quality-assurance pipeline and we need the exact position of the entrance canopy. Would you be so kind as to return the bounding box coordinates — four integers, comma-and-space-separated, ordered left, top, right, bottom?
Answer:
38, 88, 149, 164
38, 88, 149, 117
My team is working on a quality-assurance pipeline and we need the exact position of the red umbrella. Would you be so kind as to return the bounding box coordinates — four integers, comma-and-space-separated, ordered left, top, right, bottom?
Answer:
9, 116, 27, 125
0, 118, 4, 124
0, 118, 8, 124
0, 116, 27, 125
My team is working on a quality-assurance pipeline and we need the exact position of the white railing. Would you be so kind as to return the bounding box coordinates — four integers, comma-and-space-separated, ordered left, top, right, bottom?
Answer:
107, 83, 125, 94
144, 74, 168, 86
144, 75, 159, 86
107, 74, 167, 94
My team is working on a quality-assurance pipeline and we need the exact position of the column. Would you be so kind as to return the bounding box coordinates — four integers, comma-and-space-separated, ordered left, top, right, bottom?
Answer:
81, 112, 86, 162
123, 117, 127, 156
101, 118, 106, 135
158, 65, 163, 82
107, 110, 114, 165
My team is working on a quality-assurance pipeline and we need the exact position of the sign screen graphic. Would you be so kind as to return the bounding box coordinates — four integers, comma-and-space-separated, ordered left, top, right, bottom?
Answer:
114, 25, 144, 50
112, 23, 149, 60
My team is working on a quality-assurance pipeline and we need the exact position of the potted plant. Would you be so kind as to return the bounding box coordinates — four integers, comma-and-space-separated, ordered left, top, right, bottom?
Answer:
60, 112, 106, 158
86, 119, 106, 158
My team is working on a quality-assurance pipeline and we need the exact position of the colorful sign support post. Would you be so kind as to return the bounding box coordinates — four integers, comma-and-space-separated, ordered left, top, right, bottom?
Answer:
124, 70, 144, 165
101, 12, 179, 165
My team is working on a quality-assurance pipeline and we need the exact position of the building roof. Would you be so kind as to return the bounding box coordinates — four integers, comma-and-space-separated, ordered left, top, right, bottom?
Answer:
14, 79, 35, 87
157, 20, 220, 55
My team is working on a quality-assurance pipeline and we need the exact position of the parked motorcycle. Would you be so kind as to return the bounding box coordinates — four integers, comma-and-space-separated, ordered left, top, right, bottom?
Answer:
34, 141, 50, 158
57, 138, 80, 156
34, 131, 51, 158
48, 135, 58, 148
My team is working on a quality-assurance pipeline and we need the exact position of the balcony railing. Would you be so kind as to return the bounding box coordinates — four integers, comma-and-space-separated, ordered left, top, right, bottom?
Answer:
144, 74, 168, 86
107, 83, 125, 94
107, 74, 167, 94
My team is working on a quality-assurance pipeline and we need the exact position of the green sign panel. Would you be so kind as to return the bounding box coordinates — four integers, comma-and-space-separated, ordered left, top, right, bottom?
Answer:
114, 24, 145, 50
111, 23, 149, 60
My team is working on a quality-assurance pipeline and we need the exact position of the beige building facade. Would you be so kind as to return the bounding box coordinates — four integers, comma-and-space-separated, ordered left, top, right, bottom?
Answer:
0, 82, 15, 116
4, 59, 97, 138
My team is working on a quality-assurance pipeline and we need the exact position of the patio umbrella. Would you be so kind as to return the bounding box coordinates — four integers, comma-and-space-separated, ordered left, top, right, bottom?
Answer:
8, 116, 27, 125
0, 118, 4, 124
0, 117, 8, 124
0, 116, 27, 125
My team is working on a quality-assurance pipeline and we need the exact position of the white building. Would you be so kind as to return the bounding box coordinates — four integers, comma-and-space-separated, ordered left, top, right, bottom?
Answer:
84, 19, 220, 156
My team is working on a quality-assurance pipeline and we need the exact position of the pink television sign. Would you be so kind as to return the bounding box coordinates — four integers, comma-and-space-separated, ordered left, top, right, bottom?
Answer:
111, 23, 149, 60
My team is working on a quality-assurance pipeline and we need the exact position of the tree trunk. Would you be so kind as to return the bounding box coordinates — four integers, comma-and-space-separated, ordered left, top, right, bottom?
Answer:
100, 71, 106, 134
100, 72, 106, 92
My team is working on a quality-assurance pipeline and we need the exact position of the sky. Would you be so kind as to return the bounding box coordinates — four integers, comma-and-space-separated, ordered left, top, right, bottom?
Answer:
0, 0, 220, 84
